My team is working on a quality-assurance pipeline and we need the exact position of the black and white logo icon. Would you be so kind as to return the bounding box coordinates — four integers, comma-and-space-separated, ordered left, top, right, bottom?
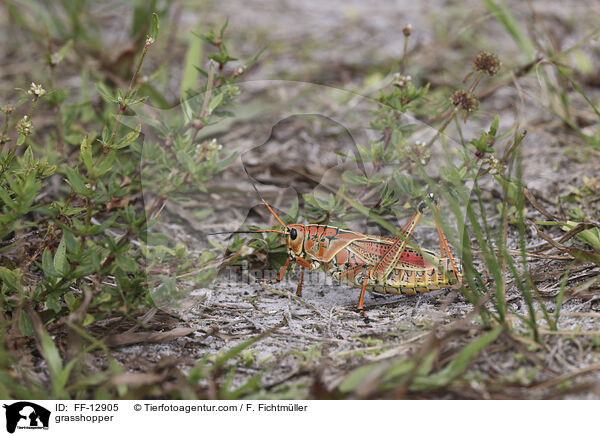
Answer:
3, 402, 50, 434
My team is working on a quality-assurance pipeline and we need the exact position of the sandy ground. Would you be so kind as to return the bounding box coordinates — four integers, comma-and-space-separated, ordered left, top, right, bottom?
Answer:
111, 0, 600, 398
6, 0, 598, 398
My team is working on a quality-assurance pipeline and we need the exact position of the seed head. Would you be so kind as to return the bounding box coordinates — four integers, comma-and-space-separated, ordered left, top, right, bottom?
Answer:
451, 90, 478, 112
16, 116, 33, 136
402, 24, 412, 37
1, 104, 14, 114
473, 51, 500, 76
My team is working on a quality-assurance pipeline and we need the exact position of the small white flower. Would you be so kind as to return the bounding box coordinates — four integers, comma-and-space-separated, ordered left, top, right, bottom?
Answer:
145, 36, 155, 45
233, 65, 248, 77
50, 52, 61, 65
487, 156, 503, 175
27, 83, 46, 98
392, 74, 411, 88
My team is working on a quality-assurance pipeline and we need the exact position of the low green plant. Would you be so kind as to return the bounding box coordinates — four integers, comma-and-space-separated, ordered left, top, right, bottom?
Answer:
0, 6, 263, 399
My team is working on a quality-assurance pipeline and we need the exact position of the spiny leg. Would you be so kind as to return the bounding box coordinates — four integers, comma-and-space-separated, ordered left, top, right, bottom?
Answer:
336, 265, 371, 323
357, 276, 370, 323
263, 256, 311, 291
369, 203, 424, 284
431, 204, 461, 283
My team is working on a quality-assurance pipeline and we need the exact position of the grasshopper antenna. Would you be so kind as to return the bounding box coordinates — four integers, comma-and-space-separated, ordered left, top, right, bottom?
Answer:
243, 166, 287, 228
209, 229, 283, 235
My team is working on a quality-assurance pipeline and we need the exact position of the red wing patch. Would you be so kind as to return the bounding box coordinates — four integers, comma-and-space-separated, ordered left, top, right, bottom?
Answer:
350, 240, 426, 267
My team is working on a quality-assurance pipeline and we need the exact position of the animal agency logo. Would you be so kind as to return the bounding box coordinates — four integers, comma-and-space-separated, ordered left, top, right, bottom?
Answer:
2, 402, 50, 434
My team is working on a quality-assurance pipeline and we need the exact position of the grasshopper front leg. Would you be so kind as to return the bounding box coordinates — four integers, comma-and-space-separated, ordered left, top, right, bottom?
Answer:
264, 255, 311, 297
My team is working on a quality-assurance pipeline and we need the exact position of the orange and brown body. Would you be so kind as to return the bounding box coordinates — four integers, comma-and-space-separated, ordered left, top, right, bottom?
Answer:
238, 167, 462, 322
281, 223, 462, 297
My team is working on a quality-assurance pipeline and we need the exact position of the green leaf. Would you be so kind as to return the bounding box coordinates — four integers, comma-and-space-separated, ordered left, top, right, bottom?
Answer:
561, 221, 600, 251
96, 151, 116, 177
64, 292, 76, 310
38, 326, 74, 399
0, 267, 22, 292
54, 236, 68, 275
79, 136, 93, 173
113, 124, 141, 149
83, 313, 95, 327
39, 326, 62, 380
22, 146, 34, 166
46, 294, 61, 313
18, 311, 35, 336
115, 255, 138, 272
207, 92, 224, 114
64, 167, 92, 197
150, 12, 159, 40
41, 249, 59, 277
219, 18, 229, 39
489, 115, 500, 136
95, 82, 115, 103
57, 39, 74, 60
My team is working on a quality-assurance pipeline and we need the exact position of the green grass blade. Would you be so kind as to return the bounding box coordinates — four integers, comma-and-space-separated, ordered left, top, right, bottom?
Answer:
482, 0, 535, 60
554, 267, 572, 329
180, 28, 204, 98
412, 326, 503, 389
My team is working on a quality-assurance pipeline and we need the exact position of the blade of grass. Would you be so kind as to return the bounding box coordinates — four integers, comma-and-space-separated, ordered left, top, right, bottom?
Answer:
180, 26, 204, 98
482, 0, 535, 60
553, 266, 572, 330
411, 325, 503, 389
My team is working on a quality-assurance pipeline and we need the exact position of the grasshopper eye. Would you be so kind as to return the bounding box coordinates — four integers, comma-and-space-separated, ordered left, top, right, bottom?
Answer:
290, 228, 298, 240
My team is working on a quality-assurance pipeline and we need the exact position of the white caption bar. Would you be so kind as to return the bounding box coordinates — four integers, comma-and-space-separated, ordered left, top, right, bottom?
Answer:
0, 400, 595, 435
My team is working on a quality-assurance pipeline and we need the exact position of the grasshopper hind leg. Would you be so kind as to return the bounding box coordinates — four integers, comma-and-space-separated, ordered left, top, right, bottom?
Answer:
357, 276, 371, 324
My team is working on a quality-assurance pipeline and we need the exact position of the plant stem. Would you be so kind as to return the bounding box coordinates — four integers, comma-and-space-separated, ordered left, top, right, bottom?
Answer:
400, 34, 409, 75
105, 38, 154, 153
200, 61, 216, 118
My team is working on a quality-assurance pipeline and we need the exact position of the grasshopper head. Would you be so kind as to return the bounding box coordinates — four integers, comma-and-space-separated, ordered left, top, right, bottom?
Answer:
286, 224, 306, 256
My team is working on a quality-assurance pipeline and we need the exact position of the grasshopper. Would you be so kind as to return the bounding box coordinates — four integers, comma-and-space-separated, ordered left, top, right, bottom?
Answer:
222, 168, 462, 322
